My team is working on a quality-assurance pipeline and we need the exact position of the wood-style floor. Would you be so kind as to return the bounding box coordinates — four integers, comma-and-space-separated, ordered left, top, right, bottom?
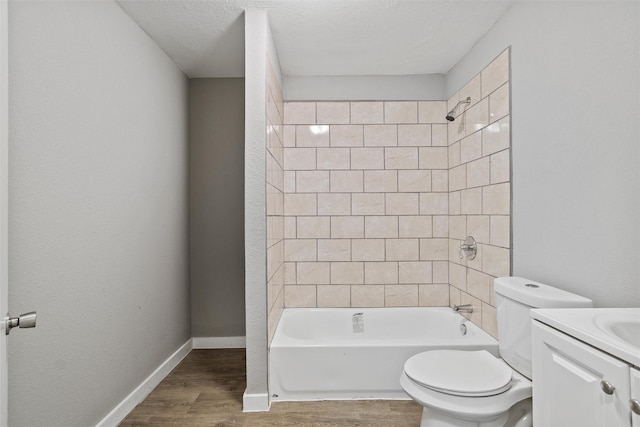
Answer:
120, 349, 422, 426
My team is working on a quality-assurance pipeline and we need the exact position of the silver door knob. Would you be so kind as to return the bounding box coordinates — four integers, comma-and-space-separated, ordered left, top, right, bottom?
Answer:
5, 311, 37, 335
600, 380, 615, 395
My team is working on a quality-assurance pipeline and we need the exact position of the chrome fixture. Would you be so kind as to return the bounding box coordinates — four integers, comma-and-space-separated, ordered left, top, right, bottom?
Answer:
445, 97, 471, 121
600, 380, 616, 395
459, 236, 477, 260
5, 311, 37, 335
454, 304, 473, 314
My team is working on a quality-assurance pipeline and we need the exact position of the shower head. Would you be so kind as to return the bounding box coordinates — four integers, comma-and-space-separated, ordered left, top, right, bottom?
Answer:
445, 97, 471, 122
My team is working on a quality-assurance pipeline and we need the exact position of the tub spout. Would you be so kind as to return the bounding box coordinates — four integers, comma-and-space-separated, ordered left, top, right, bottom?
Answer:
453, 304, 473, 314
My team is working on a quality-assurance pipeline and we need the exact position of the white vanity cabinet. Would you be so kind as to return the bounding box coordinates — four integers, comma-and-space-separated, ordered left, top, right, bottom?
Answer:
532, 321, 633, 427
632, 367, 640, 427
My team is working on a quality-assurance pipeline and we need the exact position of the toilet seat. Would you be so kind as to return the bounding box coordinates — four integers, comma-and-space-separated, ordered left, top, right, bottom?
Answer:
404, 350, 513, 397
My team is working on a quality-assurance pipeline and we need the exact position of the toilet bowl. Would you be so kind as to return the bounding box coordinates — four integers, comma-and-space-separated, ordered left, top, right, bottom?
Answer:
400, 349, 532, 427
400, 277, 593, 427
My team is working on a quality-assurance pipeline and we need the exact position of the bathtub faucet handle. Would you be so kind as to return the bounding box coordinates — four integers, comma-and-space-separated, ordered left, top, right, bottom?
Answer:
453, 304, 473, 314
458, 236, 477, 260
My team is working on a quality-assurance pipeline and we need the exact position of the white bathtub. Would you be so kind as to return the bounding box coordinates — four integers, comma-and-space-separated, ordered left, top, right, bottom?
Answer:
269, 307, 499, 401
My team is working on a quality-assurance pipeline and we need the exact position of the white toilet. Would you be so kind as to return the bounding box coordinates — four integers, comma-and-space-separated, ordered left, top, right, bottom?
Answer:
400, 276, 593, 427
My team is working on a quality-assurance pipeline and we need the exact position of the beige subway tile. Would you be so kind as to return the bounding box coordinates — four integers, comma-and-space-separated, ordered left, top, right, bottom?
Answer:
316, 147, 350, 170
448, 141, 461, 168
284, 102, 316, 125
284, 171, 296, 193
399, 261, 432, 284
296, 125, 330, 147
365, 216, 398, 238
386, 239, 419, 261
449, 262, 467, 290
317, 193, 351, 216
330, 170, 363, 193
460, 74, 482, 108
331, 262, 364, 284
284, 239, 317, 261
351, 285, 385, 307
449, 286, 461, 308
490, 215, 510, 248
447, 92, 460, 115
317, 285, 351, 307
482, 117, 510, 156
330, 125, 364, 147
385, 101, 418, 124
490, 149, 510, 184
448, 117, 466, 145
283, 125, 296, 147
365, 262, 398, 284
364, 125, 397, 146
467, 269, 493, 304
331, 216, 364, 238
419, 147, 448, 170
296, 262, 330, 284
466, 98, 489, 134
449, 165, 466, 192
432, 124, 448, 147
418, 101, 448, 124
351, 147, 384, 169
419, 284, 450, 306
399, 216, 432, 238
449, 191, 461, 215
296, 171, 330, 193
386, 147, 419, 169
284, 216, 296, 238
284, 262, 296, 284
284, 194, 316, 216
431, 170, 448, 192
296, 216, 330, 239
386, 193, 419, 215
284, 147, 316, 170
482, 244, 511, 277
461, 188, 483, 215
352, 193, 385, 215
481, 303, 498, 338
419, 192, 448, 215
481, 49, 509, 98
364, 170, 397, 192
449, 215, 467, 240
385, 284, 418, 306
420, 238, 449, 260
467, 215, 490, 244
460, 131, 482, 164
467, 157, 490, 188
489, 83, 510, 124
482, 183, 510, 215
352, 239, 385, 261
285, 285, 316, 307
398, 124, 431, 146
398, 170, 432, 193
317, 102, 350, 124
351, 102, 384, 124
432, 261, 449, 283
318, 239, 351, 262
433, 216, 449, 238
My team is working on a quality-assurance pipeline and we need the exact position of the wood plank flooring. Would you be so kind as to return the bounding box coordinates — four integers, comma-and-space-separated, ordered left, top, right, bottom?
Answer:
120, 349, 422, 426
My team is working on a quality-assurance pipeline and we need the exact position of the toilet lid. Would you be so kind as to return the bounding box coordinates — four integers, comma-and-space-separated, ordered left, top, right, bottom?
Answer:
404, 350, 513, 397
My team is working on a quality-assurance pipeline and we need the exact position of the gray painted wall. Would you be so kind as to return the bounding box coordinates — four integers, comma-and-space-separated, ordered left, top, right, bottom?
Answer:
447, 1, 640, 307
190, 78, 245, 337
8, 1, 190, 425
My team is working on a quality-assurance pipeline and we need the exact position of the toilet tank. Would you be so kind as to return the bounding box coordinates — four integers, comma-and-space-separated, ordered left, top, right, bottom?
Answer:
494, 277, 593, 379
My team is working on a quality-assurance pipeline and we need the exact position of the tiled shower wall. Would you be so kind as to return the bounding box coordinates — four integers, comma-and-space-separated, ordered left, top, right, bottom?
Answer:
280, 49, 510, 336
266, 55, 285, 344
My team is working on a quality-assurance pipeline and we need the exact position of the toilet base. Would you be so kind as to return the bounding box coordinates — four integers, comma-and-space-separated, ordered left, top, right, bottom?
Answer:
419, 398, 532, 427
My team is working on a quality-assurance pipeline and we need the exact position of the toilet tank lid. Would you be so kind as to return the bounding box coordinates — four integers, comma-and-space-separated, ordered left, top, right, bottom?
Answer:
494, 277, 593, 309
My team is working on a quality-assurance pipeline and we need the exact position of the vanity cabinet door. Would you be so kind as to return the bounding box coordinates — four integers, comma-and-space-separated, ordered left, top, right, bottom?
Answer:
632, 367, 640, 427
532, 321, 631, 427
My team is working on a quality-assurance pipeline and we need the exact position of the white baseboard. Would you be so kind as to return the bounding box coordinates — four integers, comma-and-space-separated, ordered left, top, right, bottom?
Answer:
193, 335, 246, 349
96, 339, 193, 427
242, 391, 270, 412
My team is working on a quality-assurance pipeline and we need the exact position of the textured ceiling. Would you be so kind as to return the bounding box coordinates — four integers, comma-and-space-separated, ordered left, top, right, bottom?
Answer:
117, 0, 514, 78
